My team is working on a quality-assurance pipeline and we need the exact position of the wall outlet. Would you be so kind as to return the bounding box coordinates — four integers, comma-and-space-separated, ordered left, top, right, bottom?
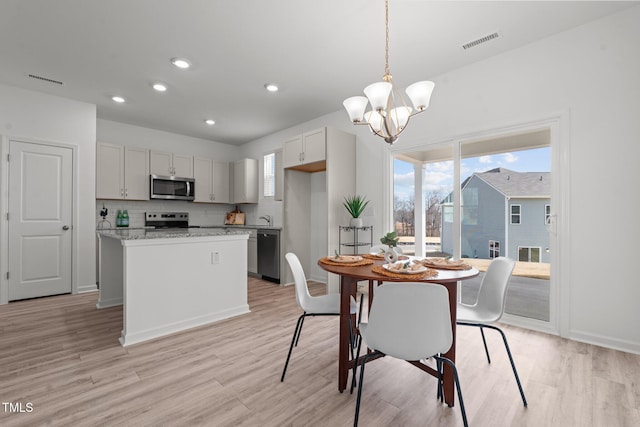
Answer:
211, 252, 220, 264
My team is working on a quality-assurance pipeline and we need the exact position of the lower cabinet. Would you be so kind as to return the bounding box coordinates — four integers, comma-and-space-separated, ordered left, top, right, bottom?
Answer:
248, 229, 258, 274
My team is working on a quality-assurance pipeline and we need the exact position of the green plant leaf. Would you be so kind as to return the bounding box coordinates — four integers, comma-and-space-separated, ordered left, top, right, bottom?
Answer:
343, 195, 369, 218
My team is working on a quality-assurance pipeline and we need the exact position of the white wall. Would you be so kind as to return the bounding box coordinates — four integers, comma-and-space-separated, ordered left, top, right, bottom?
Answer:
0, 83, 97, 299
240, 6, 640, 354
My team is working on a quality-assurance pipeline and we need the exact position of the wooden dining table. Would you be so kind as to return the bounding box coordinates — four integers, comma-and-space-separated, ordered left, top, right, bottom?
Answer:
318, 256, 479, 407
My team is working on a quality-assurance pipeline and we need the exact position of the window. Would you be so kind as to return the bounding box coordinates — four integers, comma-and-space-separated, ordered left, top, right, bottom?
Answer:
519, 246, 541, 262
263, 153, 275, 197
510, 204, 521, 224
545, 204, 551, 224
489, 240, 500, 258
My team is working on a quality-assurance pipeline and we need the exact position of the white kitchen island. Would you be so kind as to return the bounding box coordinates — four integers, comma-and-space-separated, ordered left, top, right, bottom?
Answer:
97, 228, 250, 346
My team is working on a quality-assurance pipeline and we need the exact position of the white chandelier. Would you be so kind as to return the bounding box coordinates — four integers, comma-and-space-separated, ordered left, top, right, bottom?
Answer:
343, 0, 434, 145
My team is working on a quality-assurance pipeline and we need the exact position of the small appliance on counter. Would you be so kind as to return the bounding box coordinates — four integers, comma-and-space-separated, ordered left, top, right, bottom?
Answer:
225, 206, 245, 225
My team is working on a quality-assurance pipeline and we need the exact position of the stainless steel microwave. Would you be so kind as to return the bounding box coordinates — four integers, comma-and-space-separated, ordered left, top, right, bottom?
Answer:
150, 175, 195, 201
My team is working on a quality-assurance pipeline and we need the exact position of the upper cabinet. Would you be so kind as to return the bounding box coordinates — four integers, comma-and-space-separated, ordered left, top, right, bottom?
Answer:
96, 142, 149, 200
193, 157, 230, 203
283, 128, 327, 172
150, 150, 193, 178
274, 150, 284, 201
233, 158, 258, 204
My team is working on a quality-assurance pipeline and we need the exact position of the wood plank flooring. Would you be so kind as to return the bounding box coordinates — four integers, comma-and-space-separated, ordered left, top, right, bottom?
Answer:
1, 277, 639, 426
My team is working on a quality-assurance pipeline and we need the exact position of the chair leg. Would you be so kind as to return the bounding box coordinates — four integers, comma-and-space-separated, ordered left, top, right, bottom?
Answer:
350, 327, 365, 394
435, 356, 469, 427
281, 313, 305, 382
485, 324, 528, 407
480, 326, 491, 363
436, 356, 443, 402
354, 351, 381, 427
459, 321, 527, 407
294, 315, 305, 346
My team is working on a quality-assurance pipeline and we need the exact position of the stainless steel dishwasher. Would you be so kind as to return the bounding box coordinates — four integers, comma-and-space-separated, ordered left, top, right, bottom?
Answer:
257, 229, 280, 283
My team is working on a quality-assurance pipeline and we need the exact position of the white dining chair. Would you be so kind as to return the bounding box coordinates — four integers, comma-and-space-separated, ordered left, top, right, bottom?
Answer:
352, 282, 468, 427
456, 256, 528, 407
281, 252, 358, 382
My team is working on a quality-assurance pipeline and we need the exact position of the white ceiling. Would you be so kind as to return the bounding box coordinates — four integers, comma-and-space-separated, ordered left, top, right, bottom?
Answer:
0, 0, 636, 145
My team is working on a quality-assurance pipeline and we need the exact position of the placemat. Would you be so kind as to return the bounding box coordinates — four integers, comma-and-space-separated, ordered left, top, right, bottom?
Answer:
319, 257, 374, 267
417, 259, 472, 270
371, 265, 438, 280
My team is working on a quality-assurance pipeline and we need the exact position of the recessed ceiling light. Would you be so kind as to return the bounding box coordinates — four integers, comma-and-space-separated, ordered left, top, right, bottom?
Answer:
171, 57, 191, 69
204, 119, 215, 125
152, 83, 167, 92
112, 96, 126, 103
264, 83, 279, 92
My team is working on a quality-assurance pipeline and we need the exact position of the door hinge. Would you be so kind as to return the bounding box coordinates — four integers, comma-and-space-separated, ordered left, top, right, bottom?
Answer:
5, 212, 8, 221
6, 154, 10, 162
5, 272, 8, 280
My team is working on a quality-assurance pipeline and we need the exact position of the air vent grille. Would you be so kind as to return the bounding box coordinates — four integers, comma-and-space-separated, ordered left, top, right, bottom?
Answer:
27, 73, 64, 85
462, 32, 499, 50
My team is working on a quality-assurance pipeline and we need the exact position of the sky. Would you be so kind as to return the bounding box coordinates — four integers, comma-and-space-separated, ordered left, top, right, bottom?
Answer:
394, 146, 551, 201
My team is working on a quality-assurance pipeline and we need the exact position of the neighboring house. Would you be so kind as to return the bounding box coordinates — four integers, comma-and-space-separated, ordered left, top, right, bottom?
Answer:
441, 168, 551, 263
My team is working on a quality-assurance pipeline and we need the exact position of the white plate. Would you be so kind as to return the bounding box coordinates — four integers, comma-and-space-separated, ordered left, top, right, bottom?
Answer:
369, 252, 386, 258
331, 255, 363, 263
383, 263, 428, 274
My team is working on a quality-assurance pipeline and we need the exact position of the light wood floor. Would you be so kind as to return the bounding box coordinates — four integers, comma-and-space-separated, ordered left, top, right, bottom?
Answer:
1, 277, 639, 426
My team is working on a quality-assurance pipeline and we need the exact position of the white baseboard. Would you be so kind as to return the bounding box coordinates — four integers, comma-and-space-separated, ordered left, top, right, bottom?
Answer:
119, 305, 251, 346
569, 329, 640, 356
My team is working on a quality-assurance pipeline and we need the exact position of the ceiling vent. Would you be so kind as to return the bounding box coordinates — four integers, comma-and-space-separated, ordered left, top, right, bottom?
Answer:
27, 73, 64, 86
461, 32, 500, 50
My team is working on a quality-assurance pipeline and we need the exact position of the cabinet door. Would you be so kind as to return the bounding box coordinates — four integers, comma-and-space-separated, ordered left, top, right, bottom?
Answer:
248, 233, 258, 274
274, 150, 283, 201
173, 154, 193, 178
193, 157, 213, 202
96, 142, 124, 199
283, 135, 303, 168
212, 161, 230, 203
233, 158, 258, 203
302, 128, 326, 165
123, 147, 149, 200
150, 150, 172, 176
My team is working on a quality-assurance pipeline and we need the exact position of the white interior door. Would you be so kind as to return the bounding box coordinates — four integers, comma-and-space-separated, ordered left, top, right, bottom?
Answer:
8, 141, 73, 301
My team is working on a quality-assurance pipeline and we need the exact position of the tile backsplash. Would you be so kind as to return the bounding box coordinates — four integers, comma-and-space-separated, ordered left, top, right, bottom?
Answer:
96, 200, 281, 229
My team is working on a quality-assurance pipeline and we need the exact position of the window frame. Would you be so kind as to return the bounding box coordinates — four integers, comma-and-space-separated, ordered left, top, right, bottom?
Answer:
263, 152, 276, 198
510, 204, 522, 225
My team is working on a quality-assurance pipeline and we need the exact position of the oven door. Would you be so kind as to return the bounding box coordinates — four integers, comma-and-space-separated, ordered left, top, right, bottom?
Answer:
150, 175, 195, 200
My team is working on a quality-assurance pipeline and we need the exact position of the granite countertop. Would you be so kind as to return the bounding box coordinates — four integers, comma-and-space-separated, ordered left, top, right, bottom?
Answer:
97, 228, 251, 240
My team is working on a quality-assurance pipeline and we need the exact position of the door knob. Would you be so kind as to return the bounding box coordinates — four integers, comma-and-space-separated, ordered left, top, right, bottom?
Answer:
62, 225, 69, 230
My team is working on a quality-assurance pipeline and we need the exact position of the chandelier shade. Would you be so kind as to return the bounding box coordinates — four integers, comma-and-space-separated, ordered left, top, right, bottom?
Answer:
343, 0, 434, 145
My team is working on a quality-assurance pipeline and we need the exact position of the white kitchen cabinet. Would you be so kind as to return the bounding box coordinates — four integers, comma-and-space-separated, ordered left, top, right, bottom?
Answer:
193, 157, 230, 203
248, 229, 258, 274
96, 142, 149, 200
150, 150, 193, 178
232, 158, 258, 204
274, 150, 283, 201
283, 128, 327, 171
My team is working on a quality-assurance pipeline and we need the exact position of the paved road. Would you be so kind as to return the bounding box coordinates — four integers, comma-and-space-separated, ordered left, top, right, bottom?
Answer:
460, 272, 550, 322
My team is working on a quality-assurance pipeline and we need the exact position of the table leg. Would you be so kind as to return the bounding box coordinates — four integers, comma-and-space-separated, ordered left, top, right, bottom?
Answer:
339, 275, 356, 392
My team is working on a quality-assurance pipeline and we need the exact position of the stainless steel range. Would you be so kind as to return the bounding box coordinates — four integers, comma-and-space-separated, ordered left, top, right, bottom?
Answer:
145, 212, 195, 229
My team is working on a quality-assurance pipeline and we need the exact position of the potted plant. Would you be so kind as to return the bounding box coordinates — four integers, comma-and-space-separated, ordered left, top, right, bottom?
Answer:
380, 231, 400, 263
343, 195, 369, 228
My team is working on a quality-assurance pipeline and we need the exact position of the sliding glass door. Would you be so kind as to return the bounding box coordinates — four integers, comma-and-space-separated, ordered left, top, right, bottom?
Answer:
393, 129, 552, 324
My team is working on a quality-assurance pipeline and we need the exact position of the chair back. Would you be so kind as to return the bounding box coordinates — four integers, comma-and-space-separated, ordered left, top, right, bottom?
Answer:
475, 257, 516, 322
364, 282, 452, 361
285, 253, 313, 311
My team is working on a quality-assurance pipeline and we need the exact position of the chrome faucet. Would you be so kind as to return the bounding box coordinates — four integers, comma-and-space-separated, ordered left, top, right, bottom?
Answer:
259, 215, 272, 227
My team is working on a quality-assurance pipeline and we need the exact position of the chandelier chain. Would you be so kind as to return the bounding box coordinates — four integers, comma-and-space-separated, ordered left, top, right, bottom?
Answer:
385, 0, 390, 77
